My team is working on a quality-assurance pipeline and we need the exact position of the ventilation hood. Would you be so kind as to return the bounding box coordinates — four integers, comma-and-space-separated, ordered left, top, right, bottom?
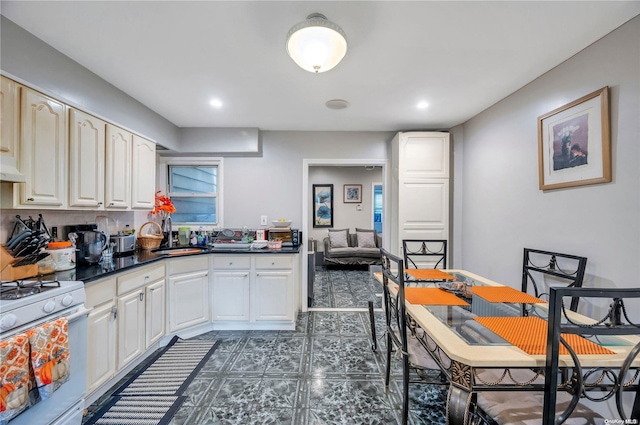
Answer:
0, 156, 26, 182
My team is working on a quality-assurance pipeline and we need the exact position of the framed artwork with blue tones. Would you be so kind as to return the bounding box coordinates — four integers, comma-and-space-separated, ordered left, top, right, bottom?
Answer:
538, 87, 611, 190
313, 184, 333, 228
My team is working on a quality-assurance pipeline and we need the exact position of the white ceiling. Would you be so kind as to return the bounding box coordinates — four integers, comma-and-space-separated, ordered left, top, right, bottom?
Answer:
2, 1, 639, 132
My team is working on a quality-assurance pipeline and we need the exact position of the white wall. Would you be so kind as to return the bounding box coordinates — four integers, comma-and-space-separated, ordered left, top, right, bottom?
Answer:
457, 17, 639, 300
308, 166, 383, 243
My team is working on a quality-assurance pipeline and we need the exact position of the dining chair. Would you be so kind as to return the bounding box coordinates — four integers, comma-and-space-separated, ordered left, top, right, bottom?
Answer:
402, 239, 447, 270
475, 286, 640, 425
380, 248, 447, 425
521, 248, 587, 312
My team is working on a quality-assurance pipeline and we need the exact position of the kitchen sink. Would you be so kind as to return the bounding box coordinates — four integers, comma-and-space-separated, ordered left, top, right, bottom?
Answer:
151, 247, 207, 256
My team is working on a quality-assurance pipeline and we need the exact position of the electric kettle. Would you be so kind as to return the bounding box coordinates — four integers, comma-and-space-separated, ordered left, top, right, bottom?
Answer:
69, 227, 108, 265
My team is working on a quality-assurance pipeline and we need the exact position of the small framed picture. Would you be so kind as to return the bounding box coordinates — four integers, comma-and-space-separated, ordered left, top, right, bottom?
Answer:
343, 184, 362, 203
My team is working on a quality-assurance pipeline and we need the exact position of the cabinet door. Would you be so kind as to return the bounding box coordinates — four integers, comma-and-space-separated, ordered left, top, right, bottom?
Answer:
1, 76, 19, 162
87, 301, 116, 393
168, 270, 210, 332
105, 124, 131, 209
145, 279, 165, 348
117, 290, 145, 370
69, 109, 105, 208
131, 135, 156, 209
212, 271, 250, 321
19, 88, 67, 207
398, 132, 449, 179
253, 271, 294, 321
397, 179, 449, 250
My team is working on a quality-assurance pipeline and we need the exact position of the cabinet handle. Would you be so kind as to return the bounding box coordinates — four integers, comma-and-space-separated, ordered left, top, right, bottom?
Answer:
109, 202, 114, 206
139, 292, 144, 301
229, 262, 233, 265
272, 262, 275, 265
97, 201, 103, 206
144, 275, 150, 280
111, 306, 117, 320
27, 198, 34, 202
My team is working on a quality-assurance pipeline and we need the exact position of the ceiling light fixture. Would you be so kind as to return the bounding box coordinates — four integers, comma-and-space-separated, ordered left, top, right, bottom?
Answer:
210, 99, 223, 108
417, 101, 429, 110
286, 13, 347, 73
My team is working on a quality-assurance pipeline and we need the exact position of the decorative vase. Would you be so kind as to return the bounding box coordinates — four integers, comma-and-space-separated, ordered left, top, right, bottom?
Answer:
161, 214, 172, 247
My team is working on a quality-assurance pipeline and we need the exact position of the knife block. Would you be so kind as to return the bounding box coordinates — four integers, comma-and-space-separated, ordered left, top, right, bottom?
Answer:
0, 245, 38, 280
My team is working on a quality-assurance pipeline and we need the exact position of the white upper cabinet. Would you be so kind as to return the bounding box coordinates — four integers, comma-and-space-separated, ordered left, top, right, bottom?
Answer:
391, 132, 450, 255
69, 108, 106, 208
131, 135, 156, 209
105, 124, 132, 209
18, 87, 67, 207
1, 76, 19, 162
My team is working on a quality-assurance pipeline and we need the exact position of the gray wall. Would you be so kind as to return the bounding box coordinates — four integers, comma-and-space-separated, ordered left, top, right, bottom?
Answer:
456, 17, 639, 303
0, 16, 181, 150
221, 131, 392, 231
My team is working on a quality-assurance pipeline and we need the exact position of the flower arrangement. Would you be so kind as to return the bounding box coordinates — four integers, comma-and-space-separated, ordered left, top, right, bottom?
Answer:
151, 191, 176, 218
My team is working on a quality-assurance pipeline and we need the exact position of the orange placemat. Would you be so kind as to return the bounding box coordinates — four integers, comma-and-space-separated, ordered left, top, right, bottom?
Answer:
394, 286, 470, 306
406, 269, 456, 281
472, 286, 545, 304
474, 316, 615, 355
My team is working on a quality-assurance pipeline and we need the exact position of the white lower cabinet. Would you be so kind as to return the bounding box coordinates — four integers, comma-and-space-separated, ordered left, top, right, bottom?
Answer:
116, 263, 165, 370
212, 254, 297, 328
167, 257, 210, 333
85, 277, 117, 395
254, 271, 294, 321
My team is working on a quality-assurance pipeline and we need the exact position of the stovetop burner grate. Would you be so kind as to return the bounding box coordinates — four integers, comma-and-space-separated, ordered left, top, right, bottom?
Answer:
0, 279, 61, 300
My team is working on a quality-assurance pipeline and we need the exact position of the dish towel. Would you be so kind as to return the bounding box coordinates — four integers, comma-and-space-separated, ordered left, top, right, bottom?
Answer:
26, 317, 70, 400
0, 333, 33, 423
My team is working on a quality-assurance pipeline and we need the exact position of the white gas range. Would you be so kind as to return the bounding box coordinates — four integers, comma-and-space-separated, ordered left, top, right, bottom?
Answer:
0, 280, 88, 425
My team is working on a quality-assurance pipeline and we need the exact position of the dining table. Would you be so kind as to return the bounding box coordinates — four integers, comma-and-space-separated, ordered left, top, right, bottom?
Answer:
375, 269, 640, 424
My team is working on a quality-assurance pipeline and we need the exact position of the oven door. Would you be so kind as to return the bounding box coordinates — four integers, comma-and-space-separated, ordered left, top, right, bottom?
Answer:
7, 305, 90, 425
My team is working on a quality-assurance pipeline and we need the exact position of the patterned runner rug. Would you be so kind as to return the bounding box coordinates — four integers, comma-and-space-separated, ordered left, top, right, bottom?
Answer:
85, 336, 220, 425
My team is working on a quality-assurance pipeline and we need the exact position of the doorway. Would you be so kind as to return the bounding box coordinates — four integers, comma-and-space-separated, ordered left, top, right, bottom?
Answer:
302, 159, 389, 312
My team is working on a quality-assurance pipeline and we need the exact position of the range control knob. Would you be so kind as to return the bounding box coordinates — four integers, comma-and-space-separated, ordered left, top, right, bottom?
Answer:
43, 300, 56, 314
0, 314, 17, 330
61, 294, 74, 306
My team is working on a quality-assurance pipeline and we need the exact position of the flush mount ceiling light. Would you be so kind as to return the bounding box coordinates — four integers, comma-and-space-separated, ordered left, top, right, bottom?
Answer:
286, 13, 347, 73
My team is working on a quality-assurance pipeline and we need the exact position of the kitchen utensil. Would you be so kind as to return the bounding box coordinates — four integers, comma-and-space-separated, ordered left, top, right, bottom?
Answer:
6, 230, 31, 250
71, 229, 108, 265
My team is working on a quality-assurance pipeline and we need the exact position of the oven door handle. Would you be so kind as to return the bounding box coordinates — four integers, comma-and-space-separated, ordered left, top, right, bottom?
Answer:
66, 306, 92, 322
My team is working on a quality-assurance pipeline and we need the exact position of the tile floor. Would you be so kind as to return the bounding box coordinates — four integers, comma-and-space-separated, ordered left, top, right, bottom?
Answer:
83, 270, 447, 425
310, 267, 383, 309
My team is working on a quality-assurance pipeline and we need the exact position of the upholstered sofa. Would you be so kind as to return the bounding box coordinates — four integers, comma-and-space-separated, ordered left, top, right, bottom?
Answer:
322, 228, 382, 266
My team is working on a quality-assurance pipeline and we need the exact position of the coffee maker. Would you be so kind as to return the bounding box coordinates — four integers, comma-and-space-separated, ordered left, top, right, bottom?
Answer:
67, 224, 108, 265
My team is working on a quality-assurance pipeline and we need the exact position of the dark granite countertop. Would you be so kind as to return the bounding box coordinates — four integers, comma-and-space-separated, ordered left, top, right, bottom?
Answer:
43, 245, 302, 284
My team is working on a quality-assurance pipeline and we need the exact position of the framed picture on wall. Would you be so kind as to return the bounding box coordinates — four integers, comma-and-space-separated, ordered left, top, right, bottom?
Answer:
343, 184, 362, 203
538, 87, 611, 190
313, 184, 333, 228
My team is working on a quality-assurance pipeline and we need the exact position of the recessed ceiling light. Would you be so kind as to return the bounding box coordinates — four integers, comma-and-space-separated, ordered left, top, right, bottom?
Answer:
417, 101, 429, 110
325, 99, 350, 110
210, 99, 223, 108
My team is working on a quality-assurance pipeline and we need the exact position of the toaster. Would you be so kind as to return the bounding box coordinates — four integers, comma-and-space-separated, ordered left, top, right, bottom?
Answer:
110, 234, 136, 256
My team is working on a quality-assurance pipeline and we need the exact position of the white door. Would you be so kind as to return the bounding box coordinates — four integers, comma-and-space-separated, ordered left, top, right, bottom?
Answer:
253, 271, 293, 321
211, 271, 250, 321
145, 279, 165, 348
19, 88, 67, 207
68, 109, 105, 208
86, 301, 116, 393
131, 135, 156, 209
105, 124, 131, 209
117, 290, 145, 369
168, 270, 210, 332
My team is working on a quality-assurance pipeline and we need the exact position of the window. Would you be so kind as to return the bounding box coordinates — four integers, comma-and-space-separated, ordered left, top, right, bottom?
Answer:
160, 157, 223, 225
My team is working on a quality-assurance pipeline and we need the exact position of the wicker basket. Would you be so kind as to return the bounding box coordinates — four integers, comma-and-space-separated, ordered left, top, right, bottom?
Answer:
137, 221, 163, 250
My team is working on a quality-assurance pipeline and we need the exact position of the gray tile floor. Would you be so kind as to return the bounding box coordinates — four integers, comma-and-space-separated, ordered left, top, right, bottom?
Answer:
310, 266, 383, 309
84, 270, 447, 425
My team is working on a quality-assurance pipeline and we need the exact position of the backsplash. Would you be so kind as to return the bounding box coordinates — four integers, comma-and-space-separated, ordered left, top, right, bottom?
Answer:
1, 209, 152, 243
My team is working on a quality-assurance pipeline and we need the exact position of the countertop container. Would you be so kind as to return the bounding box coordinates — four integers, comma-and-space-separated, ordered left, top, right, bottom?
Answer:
45, 241, 76, 271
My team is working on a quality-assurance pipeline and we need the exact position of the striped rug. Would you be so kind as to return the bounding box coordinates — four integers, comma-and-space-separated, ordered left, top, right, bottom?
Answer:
85, 336, 220, 425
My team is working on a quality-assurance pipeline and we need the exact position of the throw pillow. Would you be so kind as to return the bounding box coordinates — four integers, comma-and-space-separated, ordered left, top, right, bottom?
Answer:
357, 231, 376, 248
328, 230, 348, 248
355, 228, 379, 247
